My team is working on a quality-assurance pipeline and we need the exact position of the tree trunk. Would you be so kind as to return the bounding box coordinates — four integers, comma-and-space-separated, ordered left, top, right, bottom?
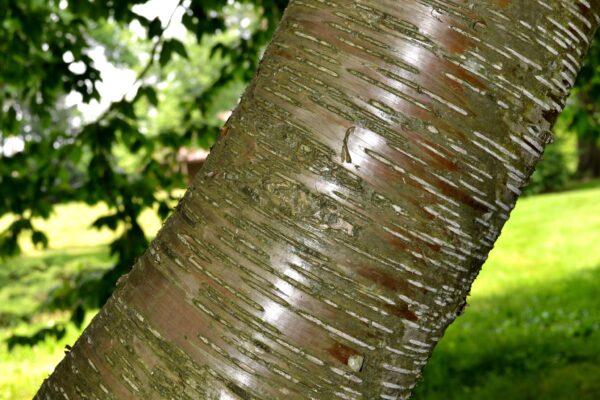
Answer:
36, 1, 600, 399
576, 135, 600, 178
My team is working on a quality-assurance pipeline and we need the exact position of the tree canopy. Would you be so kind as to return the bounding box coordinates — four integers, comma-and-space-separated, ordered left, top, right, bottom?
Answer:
0, 0, 287, 333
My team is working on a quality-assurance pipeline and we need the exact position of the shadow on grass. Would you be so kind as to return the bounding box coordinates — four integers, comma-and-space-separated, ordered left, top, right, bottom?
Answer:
413, 265, 600, 400
563, 178, 600, 193
0, 247, 111, 285
0, 247, 112, 328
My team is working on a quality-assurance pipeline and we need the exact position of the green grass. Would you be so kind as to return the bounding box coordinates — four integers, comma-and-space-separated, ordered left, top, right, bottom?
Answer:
0, 314, 95, 400
0, 247, 107, 400
1, 185, 600, 399
0, 203, 162, 400
414, 184, 600, 399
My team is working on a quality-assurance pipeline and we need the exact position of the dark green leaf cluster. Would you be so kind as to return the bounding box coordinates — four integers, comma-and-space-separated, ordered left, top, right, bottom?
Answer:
523, 140, 570, 196
0, 0, 288, 333
524, 35, 600, 193
567, 36, 600, 142
562, 35, 600, 179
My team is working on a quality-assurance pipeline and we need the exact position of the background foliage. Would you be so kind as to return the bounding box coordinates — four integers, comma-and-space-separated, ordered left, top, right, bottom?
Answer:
0, 0, 288, 336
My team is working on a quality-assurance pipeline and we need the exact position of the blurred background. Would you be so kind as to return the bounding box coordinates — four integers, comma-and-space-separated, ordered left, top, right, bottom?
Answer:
0, 1, 599, 399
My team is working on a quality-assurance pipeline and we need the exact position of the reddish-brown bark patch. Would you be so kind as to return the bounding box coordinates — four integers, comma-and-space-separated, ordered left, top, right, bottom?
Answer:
356, 265, 407, 292
327, 342, 359, 364
385, 304, 418, 322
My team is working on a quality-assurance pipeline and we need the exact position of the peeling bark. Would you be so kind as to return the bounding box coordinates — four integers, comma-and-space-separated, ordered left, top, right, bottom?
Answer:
36, 1, 600, 399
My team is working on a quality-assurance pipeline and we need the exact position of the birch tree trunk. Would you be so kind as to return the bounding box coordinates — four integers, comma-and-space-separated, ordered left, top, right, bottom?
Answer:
36, 1, 600, 399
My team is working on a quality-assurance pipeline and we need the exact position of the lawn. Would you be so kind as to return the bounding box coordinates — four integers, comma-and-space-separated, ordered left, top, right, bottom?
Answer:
1, 185, 600, 399
0, 204, 161, 400
414, 183, 600, 399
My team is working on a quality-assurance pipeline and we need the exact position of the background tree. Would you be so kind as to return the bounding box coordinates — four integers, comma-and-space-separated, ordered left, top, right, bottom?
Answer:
565, 35, 600, 180
525, 35, 600, 194
0, 0, 288, 332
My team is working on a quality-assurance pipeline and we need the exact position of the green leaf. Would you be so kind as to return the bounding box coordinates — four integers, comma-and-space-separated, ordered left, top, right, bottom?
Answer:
158, 201, 172, 219
6, 106, 18, 133
137, 86, 158, 106
167, 39, 188, 59
71, 304, 86, 328
91, 214, 120, 230
148, 17, 162, 38
159, 39, 188, 67
31, 230, 49, 249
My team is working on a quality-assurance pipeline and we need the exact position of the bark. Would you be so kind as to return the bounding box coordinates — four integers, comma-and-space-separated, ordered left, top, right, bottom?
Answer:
576, 135, 600, 178
36, 1, 600, 399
